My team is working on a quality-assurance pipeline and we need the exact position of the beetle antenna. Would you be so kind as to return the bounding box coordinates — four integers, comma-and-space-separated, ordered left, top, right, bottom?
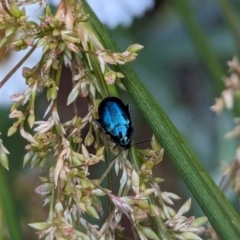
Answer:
134, 139, 151, 146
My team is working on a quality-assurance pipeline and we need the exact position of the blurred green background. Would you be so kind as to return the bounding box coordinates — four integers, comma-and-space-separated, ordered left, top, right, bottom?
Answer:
0, 0, 239, 239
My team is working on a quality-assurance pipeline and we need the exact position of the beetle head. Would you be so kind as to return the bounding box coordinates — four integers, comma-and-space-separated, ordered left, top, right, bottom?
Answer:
119, 136, 132, 149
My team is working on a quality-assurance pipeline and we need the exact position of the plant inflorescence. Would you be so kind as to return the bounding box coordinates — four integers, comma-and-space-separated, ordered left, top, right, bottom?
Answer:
0, 1, 207, 239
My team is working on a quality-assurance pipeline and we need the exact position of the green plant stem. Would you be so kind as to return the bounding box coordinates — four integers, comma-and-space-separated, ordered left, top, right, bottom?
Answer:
55, 54, 64, 87
83, 2, 240, 239
88, 46, 109, 98
171, 0, 240, 116
0, 168, 22, 240
217, 0, 240, 56
48, 184, 55, 221
170, 0, 225, 93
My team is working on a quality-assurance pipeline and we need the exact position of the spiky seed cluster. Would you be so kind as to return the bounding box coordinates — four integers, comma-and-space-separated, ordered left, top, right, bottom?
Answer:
211, 57, 240, 113
211, 57, 240, 197
0, 0, 207, 239
0, 132, 10, 170
209, 57, 240, 238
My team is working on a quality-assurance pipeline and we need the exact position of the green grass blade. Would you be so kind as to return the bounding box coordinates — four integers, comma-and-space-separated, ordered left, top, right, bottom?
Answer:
83, 2, 240, 239
0, 168, 22, 240
218, 0, 240, 56
171, 0, 240, 116
170, 0, 225, 93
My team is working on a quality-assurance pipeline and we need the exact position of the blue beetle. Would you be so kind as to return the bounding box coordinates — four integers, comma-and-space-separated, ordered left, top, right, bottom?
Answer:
94, 96, 134, 149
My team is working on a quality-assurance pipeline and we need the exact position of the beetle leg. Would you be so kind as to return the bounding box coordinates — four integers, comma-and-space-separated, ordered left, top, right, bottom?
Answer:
126, 103, 131, 115
93, 119, 108, 135
93, 119, 102, 127
109, 136, 117, 144
129, 126, 134, 136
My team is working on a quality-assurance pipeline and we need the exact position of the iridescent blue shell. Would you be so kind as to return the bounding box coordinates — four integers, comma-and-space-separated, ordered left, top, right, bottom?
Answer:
95, 97, 134, 148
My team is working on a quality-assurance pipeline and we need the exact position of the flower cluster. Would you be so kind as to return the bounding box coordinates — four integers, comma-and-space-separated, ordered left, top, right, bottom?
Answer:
211, 57, 240, 113
0, 132, 9, 170
210, 57, 240, 239
0, 0, 207, 239
211, 57, 240, 197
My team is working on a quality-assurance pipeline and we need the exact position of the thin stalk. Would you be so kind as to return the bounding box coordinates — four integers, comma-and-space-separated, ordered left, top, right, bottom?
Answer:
0, 44, 37, 89
218, 0, 240, 56
88, 47, 109, 98
55, 54, 64, 87
170, 0, 225, 93
48, 184, 55, 221
1, 0, 13, 17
